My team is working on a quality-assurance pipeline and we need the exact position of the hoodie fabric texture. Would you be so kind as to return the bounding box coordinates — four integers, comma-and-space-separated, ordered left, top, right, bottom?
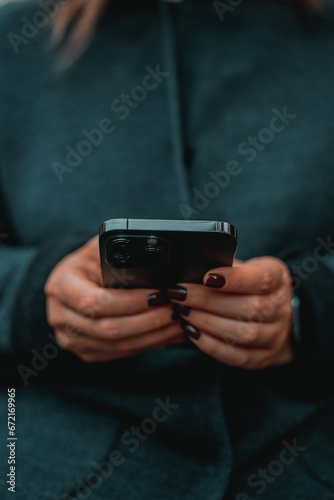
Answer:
1, 0, 334, 499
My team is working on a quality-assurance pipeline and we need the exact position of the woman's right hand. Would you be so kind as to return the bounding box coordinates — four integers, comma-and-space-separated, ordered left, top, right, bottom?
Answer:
44, 236, 185, 363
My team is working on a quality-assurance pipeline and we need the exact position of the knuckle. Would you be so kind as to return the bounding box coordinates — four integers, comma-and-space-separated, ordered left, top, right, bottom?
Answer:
64, 323, 82, 339
271, 289, 286, 307
260, 270, 274, 293
94, 319, 111, 336
246, 296, 264, 320
44, 275, 57, 297
242, 322, 260, 344
108, 321, 120, 339
77, 294, 99, 318
97, 320, 119, 338
94, 288, 111, 310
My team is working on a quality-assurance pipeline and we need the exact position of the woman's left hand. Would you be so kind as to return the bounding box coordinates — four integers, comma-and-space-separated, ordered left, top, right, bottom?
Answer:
167, 257, 295, 369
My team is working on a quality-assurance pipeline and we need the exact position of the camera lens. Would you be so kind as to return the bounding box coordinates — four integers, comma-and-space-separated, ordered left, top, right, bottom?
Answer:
110, 252, 132, 268
109, 238, 133, 268
110, 238, 133, 253
139, 245, 165, 267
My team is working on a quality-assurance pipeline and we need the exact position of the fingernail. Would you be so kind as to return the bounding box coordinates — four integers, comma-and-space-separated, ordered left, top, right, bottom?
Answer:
172, 303, 191, 317
205, 274, 226, 288
166, 286, 187, 301
148, 292, 169, 307
184, 324, 201, 340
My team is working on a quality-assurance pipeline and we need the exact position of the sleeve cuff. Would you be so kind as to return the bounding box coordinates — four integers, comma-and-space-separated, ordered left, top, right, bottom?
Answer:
265, 256, 334, 399
11, 233, 92, 359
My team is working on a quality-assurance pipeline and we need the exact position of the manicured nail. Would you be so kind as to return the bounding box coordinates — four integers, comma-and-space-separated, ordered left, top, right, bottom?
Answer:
205, 274, 226, 288
148, 292, 169, 307
172, 303, 191, 317
166, 286, 187, 301
184, 324, 201, 340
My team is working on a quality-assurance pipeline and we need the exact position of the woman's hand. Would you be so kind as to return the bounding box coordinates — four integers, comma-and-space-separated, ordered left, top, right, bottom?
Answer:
167, 257, 294, 369
45, 236, 184, 363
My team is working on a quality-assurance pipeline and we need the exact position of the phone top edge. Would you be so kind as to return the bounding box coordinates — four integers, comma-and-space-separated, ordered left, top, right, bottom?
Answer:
99, 218, 127, 236
100, 219, 237, 238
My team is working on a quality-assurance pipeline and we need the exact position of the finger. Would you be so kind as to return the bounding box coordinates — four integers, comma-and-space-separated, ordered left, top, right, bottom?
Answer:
185, 331, 294, 369
202, 257, 286, 295
46, 270, 165, 318
50, 299, 176, 340
78, 258, 103, 286
169, 283, 286, 323
181, 309, 278, 347
62, 236, 102, 283
55, 322, 185, 362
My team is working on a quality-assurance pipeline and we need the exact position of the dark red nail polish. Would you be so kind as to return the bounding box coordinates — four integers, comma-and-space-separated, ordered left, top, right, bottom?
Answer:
184, 324, 201, 340
166, 286, 187, 301
205, 274, 226, 288
173, 303, 191, 317
148, 292, 169, 307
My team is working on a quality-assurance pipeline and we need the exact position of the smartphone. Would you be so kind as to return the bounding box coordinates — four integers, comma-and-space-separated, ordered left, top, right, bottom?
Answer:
99, 218, 237, 289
